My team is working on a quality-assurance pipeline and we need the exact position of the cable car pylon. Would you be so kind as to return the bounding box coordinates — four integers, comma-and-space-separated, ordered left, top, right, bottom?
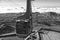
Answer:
16, 0, 35, 38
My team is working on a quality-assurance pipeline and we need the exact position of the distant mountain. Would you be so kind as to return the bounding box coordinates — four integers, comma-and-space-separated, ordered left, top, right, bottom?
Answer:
0, 12, 60, 27
37, 12, 60, 26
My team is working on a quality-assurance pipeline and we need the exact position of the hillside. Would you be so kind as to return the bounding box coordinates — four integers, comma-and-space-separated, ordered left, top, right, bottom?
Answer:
0, 12, 60, 28
37, 12, 60, 26
32, 12, 60, 30
0, 12, 24, 27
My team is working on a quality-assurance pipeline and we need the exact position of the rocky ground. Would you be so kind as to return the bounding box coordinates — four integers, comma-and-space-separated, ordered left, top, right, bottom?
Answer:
0, 12, 60, 40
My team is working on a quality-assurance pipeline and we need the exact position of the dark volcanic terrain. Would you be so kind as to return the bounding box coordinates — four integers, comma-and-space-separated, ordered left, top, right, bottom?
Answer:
0, 12, 60, 29
0, 12, 60, 40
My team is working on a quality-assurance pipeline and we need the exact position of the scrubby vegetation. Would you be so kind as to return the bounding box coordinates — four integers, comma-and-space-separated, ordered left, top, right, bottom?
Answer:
0, 12, 60, 35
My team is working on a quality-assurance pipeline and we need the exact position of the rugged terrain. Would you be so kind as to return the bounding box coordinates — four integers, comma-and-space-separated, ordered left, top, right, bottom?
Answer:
0, 12, 60, 40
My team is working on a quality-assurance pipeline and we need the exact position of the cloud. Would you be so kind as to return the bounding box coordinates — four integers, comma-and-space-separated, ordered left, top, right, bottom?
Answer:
0, 0, 60, 13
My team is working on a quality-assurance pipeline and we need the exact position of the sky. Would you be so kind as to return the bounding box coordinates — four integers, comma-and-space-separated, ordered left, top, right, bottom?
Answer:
0, 0, 60, 13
